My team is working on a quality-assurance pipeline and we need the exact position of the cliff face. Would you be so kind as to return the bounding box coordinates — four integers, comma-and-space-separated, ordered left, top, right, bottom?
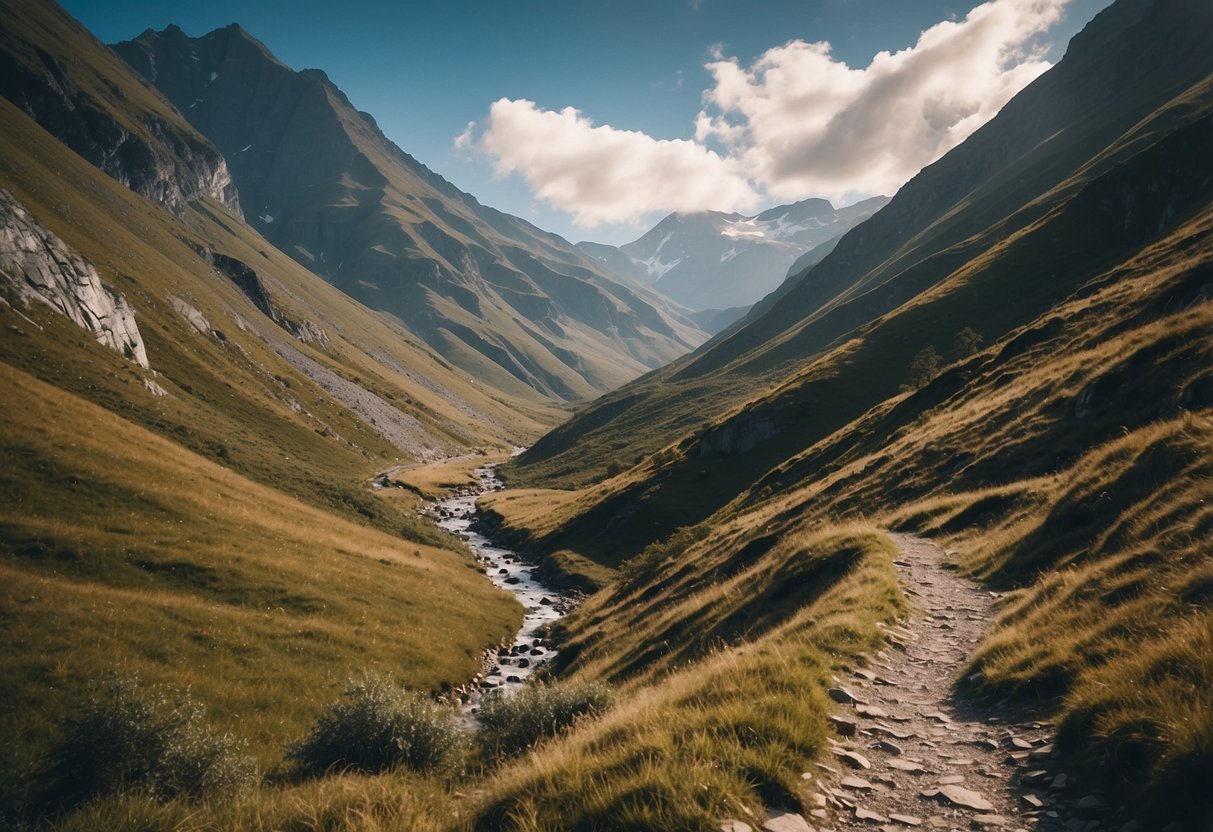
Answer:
0, 0, 240, 218
0, 188, 148, 368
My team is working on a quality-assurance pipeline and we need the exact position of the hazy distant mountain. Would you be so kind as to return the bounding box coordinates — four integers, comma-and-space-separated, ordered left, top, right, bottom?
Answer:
113, 24, 704, 401
578, 197, 888, 311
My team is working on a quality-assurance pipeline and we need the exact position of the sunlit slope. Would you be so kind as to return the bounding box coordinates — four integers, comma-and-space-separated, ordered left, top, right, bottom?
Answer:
520, 156, 1210, 807
482, 201, 1213, 827
509, 0, 1213, 491
0, 76, 536, 796
0, 96, 556, 517
0, 362, 520, 773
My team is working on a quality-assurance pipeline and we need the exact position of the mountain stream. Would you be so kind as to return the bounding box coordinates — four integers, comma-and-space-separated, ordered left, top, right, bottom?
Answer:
424, 464, 576, 711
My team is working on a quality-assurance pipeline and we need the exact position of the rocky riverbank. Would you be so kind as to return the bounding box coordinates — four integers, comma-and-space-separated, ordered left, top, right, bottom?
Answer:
422, 464, 579, 711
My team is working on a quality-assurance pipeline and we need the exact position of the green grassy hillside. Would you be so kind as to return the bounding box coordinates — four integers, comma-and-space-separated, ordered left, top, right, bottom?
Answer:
0, 42, 546, 824
483, 159, 1213, 830
471, 2, 1213, 825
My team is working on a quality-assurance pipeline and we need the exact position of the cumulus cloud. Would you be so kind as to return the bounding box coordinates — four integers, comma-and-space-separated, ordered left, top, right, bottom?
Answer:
472, 0, 1068, 226
699, 0, 1066, 201
478, 99, 760, 227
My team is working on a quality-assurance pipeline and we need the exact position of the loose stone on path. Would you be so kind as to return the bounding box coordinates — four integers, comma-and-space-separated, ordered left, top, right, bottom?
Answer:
807, 533, 1102, 831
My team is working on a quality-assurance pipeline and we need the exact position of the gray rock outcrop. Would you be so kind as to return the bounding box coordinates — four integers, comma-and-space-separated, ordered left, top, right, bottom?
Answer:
0, 26, 241, 218
0, 189, 148, 367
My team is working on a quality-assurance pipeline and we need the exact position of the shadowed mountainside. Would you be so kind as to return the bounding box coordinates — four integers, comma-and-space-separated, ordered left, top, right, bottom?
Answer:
112, 23, 705, 401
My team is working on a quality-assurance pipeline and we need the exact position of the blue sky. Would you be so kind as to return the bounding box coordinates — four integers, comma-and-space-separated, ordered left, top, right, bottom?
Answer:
65, 0, 1109, 245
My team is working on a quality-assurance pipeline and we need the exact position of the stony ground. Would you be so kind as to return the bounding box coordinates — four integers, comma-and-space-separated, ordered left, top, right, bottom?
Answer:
731, 533, 1131, 832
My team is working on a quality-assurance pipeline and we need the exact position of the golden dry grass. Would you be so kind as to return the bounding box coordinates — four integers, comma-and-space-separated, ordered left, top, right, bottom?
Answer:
0, 363, 521, 790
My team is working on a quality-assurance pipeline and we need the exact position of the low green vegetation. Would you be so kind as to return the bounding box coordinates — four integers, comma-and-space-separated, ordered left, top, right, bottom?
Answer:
0, 365, 521, 824
289, 674, 468, 777
37, 674, 255, 811
480, 206, 1213, 827
467, 527, 904, 831
475, 682, 614, 759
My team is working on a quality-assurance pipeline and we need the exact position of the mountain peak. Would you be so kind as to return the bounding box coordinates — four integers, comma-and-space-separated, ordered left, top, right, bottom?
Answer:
605, 196, 888, 311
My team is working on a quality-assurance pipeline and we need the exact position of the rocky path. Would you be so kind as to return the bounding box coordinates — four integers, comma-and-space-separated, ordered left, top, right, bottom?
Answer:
785, 533, 1119, 832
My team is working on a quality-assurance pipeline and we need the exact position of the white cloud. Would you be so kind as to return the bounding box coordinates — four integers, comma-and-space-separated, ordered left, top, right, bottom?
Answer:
453, 120, 476, 152
472, 0, 1068, 227
701, 0, 1066, 201
477, 99, 760, 228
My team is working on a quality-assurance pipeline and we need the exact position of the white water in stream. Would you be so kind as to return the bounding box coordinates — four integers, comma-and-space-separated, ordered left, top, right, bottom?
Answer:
426, 465, 573, 709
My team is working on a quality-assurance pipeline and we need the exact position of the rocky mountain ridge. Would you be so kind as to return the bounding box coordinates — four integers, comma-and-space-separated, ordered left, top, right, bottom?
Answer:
113, 23, 704, 401
0, 1, 239, 218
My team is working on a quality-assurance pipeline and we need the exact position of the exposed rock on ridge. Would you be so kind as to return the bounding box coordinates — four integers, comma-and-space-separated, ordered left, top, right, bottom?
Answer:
0, 188, 148, 367
0, 2, 241, 217
207, 250, 330, 347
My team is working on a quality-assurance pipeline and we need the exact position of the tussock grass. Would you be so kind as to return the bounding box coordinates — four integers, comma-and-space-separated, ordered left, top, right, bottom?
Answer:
465, 526, 903, 830
0, 365, 520, 820
483, 208, 1213, 825
476, 681, 614, 759
37, 773, 459, 832
35, 674, 256, 811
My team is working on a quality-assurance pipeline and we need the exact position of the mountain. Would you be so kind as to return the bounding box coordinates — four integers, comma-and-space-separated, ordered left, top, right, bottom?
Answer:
0, 0, 568, 809
479, 0, 1213, 824
511, 0, 1213, 496
0, 1, 239, 218
111, 24, 704, 402
578, 196, 888, 311
474, 0, 1213, 825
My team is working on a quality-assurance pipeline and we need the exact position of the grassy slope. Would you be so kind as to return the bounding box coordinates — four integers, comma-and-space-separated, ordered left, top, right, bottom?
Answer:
473, 67, 1213, 832
470, 206, 1212, 828
0, 95, 558, 520
492, 73, 1213, 593
43, 525, 903, 832
0, 362, 520, 779
508, 0, 1213, 494
0, 85, 546, 815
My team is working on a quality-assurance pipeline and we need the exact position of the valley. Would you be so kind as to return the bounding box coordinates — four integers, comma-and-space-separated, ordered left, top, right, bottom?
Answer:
1, 0, 1210, 830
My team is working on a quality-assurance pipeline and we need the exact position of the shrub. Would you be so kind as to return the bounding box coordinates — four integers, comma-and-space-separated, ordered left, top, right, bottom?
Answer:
476, 681, 614, 758
289, 673, 467, 776
908, 345, 942, 388
952, 325, 984, 360
41, 674, 256, 807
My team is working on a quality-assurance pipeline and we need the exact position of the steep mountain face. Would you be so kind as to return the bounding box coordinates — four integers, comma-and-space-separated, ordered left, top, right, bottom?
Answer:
0, 0, 239, 218
112, 24, 703, 401
510, 0, 1213, 495
578, 196, 888, 312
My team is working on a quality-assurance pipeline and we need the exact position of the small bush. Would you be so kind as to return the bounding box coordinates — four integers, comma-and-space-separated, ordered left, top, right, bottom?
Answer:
952, 325, 984, 360
41, 675, 255, 807
289, 673, 467, 776
476, 681, 614, 758
908, 345, 942, 388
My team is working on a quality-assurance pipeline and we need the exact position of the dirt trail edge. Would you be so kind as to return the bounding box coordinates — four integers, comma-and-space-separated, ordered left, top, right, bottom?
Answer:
793, 533, 1119, 832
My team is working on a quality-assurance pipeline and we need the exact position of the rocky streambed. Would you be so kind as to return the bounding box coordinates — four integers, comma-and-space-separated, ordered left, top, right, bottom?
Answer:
423, 464, 577, 711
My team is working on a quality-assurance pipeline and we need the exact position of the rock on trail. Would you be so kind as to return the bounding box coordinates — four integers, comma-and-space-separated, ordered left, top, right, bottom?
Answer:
803, 533, 1113, 832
